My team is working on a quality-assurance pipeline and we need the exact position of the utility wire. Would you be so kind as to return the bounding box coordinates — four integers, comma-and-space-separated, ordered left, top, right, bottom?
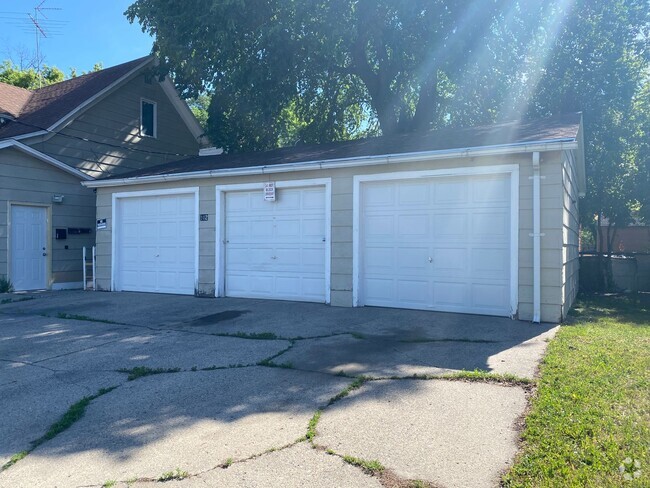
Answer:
8, 119, 203, 158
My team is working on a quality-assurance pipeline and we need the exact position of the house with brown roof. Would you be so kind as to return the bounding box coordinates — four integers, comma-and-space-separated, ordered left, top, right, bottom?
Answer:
0, 56, 206, 291
84, 113, 586, 323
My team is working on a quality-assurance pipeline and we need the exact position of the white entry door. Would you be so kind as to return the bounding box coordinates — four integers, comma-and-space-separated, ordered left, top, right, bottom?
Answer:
359, 173, 513, 316
114, 192, 197, 295
224, 186, 327, 302
11, 205, 47, 291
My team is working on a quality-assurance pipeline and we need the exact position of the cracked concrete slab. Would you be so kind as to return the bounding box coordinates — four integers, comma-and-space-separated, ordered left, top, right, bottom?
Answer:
39, 330, 291, 371
0, 314, 132, 365
0, 368, 123, 467
277, 327, 557, 379
126, 443, 383, 488
0, 367, 350, 488
316, 379, 528, 488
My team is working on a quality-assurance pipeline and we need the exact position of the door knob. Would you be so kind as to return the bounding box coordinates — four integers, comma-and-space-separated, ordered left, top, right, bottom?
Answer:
42, 252, 47, 256
428, 257, 433, 263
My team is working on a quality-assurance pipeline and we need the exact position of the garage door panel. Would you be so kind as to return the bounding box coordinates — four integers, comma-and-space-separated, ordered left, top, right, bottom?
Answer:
432, 248, 468, 275
224, 186, 327, 302
471, 176, 510, 203
433, 213, 468, 239
365, 215, 395, 237
360, 174, 512, 316
275, 219, 301, 238
471, 283, 509, 310
397, 214, 429, 237
397, 280, 430, 304
396, 247, 429, 271
302, 190, 326, 209
434, 179, 468, 204
364, 278, 394, 304
301, 218, 326, 237
116, 193, 196, 295
364, 247, 395, 271
433, 282, 468, 307
471, 212, 509, 239
398, 182, 429, 205
472, 248, 509, 278
364, 184, 395, 207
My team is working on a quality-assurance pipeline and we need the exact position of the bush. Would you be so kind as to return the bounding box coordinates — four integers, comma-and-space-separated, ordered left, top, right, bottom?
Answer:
0, 276, 13, 293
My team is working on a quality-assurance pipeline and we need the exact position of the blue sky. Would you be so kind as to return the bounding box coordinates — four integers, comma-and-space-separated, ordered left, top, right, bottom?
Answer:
1, 0, 154, 73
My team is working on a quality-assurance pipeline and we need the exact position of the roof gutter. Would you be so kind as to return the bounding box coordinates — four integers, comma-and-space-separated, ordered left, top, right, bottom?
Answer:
82, 138, 578, 189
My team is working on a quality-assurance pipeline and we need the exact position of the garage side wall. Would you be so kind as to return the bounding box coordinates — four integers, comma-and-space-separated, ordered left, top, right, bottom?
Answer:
0, 147, 96, 287
561, 150, 580, 318
95, 151, 567, 322
518, 152, 565, 322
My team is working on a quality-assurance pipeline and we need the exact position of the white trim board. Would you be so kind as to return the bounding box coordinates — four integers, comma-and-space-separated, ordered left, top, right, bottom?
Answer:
111, 186, 200, 294
215, 178, 332, 303
352, 164, 519, 317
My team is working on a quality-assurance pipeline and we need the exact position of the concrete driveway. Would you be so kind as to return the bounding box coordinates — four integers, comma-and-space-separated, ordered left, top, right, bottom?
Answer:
0, 291, 558, 488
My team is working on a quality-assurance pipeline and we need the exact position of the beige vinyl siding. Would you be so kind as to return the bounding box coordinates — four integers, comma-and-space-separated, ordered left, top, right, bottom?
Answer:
561, 151, 580, 318
94, 150, 575, 322
517, 152, 565, 322
0, 147, 95, 286
28, 73, 199, 178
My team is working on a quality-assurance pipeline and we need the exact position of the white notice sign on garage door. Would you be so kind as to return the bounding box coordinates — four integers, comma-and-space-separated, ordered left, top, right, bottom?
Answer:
264, 182, 276, 201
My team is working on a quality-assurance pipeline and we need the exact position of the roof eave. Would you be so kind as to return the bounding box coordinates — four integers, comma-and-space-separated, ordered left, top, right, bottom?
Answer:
82, 138, 578, 189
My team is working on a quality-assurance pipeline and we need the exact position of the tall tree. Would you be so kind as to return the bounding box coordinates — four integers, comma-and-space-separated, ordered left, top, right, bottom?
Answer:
519, 0, 650, 247
126, 0, 523, 151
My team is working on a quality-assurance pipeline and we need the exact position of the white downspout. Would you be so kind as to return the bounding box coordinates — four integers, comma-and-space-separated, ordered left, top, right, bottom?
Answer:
532, 151, 542, 323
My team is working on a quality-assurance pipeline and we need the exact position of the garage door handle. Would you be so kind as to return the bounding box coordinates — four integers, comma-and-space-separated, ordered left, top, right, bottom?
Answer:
428, 257, 433, 263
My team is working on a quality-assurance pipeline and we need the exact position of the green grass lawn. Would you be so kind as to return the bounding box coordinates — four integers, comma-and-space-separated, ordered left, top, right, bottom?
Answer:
504, 294, 649, 487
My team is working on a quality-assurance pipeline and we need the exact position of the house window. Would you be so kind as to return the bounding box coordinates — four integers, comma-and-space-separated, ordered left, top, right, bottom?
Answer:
140, 99, 157, 138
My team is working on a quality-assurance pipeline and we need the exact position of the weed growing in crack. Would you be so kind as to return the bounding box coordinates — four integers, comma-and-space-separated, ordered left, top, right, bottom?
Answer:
350, 332, 365, 339
222, 458, 234, 468
436, 370, 534, 386
201, 363, 247, 371
342, 455, 385, 474
230, 331, 279, 340
1, 386, 118, 471
306, 410, 322, 441
1, 296, 34, 305
55, 312, 120, 324
158, 468, 189, 482
117, 366, 182, 381
1, 451, 28, 470
102, 480, 117, 488
327, 376, 369, 405
257, 358, 294, 369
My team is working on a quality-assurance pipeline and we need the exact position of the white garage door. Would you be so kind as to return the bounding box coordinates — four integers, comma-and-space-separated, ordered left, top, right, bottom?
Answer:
115, 192, 196, 294
359, 174, 512, 316
224, 186, 327, 302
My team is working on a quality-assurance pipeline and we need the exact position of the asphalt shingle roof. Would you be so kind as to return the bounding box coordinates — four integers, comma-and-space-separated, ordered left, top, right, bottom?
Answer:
0, 56, 152, 140
106, 112, 582, 180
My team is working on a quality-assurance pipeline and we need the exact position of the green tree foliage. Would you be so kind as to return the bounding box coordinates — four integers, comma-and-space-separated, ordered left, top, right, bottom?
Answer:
520, 0, 650, 241
0, 61, 65, 89
123, 1, 647, 228
126, 0, 525, 152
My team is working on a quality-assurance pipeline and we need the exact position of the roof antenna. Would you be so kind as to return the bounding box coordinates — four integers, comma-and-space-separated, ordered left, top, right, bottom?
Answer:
28, 0, 62, 88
